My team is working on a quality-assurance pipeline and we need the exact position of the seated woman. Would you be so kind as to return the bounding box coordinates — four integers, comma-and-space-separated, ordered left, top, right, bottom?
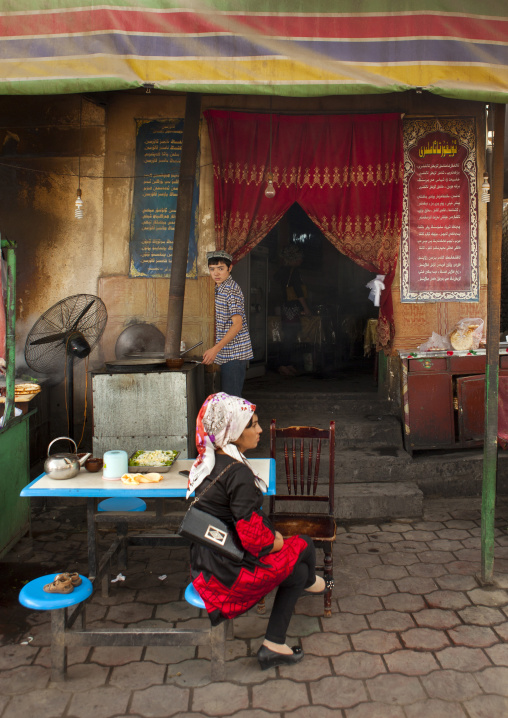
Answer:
187, 392, 325, 670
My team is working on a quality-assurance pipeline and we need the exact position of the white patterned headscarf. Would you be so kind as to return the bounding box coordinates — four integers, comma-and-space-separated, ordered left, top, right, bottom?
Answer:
187, 392, 265, 498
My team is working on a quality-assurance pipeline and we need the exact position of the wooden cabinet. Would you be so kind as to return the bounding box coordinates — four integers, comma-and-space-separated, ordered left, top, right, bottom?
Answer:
401, 351, 505, 454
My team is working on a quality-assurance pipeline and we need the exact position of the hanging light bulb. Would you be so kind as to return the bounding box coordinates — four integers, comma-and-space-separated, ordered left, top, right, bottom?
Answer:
264, 106, 276, 199
75, 188, 84, 218
265, 174, 276, 199
481, 173, 490, 203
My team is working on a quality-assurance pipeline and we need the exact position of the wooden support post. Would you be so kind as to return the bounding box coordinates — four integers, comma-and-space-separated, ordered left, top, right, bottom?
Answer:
165, 93, 202, 359
481, 103, 506, 584
1, 237, 16, 426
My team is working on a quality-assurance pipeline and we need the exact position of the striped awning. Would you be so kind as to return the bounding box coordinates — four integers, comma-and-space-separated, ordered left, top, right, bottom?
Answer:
0, 1, 507, 100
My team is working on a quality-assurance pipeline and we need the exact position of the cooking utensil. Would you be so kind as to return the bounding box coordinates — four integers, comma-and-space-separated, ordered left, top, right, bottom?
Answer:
180, 341, 202, 356
44, 437, 91, 480
115, 323, 165, 359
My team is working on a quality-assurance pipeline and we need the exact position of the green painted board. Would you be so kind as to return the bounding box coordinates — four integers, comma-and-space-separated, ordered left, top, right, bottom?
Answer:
0, 414, 31, 558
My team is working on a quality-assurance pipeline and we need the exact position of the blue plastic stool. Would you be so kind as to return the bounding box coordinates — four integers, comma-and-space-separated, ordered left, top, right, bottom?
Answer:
185, 581, 206, 609
184, 581, 233, 678
97, 498, 146, 512
19, 574, 93, 681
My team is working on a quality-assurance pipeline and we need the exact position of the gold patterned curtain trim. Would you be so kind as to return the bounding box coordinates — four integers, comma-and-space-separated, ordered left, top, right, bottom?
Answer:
214, 161, 404, 190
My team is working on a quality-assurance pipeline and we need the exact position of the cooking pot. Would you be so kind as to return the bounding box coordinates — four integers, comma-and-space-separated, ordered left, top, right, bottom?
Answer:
44, 437, 91, 480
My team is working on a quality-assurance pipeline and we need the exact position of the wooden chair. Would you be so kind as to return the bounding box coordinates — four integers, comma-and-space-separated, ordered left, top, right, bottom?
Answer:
268, 420, 336, 617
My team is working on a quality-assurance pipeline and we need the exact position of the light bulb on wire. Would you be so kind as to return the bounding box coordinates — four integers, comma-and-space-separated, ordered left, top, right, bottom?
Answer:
75, 188, 84, 218
265, 174, 276, 199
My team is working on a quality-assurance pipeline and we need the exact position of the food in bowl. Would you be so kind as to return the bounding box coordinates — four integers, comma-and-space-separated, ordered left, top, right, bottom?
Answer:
128, 450, 179, 473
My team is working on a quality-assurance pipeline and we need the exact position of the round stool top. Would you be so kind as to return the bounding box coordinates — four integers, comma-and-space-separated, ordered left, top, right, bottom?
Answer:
97, 497, 147, 512
184, 582, 206, 609
19, 574, 93, 611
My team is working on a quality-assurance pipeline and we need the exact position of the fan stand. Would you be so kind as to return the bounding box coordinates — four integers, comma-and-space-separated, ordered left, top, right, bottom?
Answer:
66, 352, 75, 440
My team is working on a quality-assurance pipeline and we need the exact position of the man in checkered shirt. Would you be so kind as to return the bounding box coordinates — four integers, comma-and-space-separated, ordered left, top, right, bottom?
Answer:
202, 250, 253, 397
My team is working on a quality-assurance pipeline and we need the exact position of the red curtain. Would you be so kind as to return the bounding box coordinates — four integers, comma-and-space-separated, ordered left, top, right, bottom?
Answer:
204, 110, 403, 349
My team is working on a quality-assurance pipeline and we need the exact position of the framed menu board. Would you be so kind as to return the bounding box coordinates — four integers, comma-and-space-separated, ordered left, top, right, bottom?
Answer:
401, 117, 478, 302
130, 119, 199, 278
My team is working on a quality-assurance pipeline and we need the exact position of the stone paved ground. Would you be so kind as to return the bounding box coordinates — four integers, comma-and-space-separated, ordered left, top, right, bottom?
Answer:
1, 496, 508, 718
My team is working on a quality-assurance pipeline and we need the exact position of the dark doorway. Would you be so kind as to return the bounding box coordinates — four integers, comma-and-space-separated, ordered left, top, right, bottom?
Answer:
239, 203, 379, 388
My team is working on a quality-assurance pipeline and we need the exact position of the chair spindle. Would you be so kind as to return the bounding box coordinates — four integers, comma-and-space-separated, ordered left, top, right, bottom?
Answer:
313, 439, 322, 495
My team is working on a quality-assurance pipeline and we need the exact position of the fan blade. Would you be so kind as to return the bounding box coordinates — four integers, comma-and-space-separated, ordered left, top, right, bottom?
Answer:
30, 332, 67, 345
71, 299, 95, 330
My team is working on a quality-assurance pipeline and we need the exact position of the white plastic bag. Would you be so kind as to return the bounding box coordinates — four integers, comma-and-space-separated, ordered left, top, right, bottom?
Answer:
418, 332, 452, 352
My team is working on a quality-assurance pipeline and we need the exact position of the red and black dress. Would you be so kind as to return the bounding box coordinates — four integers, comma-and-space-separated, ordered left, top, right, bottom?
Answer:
190, 454, 309, 625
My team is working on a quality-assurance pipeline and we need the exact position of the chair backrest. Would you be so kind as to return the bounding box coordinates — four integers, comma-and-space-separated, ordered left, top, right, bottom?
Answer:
269, 420, 335, 515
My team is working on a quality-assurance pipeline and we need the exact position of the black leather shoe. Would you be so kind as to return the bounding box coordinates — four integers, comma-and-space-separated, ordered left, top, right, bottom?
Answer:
257, 644, 304, 670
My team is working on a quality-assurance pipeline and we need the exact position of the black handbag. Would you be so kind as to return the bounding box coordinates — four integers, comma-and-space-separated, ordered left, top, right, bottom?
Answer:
178, 461, 245, 563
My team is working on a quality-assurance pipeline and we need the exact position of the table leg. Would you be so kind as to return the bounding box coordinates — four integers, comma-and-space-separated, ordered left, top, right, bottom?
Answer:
87, 497, 98, 579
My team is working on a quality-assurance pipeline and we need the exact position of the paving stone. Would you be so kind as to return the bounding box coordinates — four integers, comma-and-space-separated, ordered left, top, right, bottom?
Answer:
110, 660, 165, 690
1, 687, 70, 718
485, 643, 508, 666
106, 602, 154, 623
345, 703, 405, 718
198, 638, 248, 661
365, 673, 426, 704
404, 698, 468, 718
413, 522, 446, 531
448, 625, 498, 647
421, 669, 482, 701
323, 612, 369, 634
286, 614, 321, 636
395, 576, 438, 594
342, 553, 382, 567
425, 590, 471, 610
356, 579, 397, 597
436, 529, 473, 540
335, 543, 360, 556
436, 574, 478, 591
0, 644, 38, 669
367, 565, 408, 580
166, 658, 216, 686
459, 606, 506, 626
302, 630, 350, 655
493, 622, 508, 641
464, 694, 508, 718
369, 532, 404, 544
412, 608, 461, 629
467, 587, 508, 607
67, 686, 130, 718
279, 654, 332, 681
474, 666, 508, 695
0, 664, 49, 695
379, 522, 413, 533
367, 610, 415, 632
402, 530, 438, 542
289, 708, 345, 718
53, 663, 109, 692
393, 540, 426, 553
384, 649, 439, 675
380, 551, 419, 566
131, 685, 190, 717
351, 630, 402, 654
232, 615, 268, 639
446, 561, 481, 576
34, 646, 90, 669
454, 549, 481, 562
155, 598, 202, 621
89, 646, 144, 665
91, 588, 137, 605
337, 533, 369, 545
444, 520, 478, 530
309, 675, 368, 708
426, 540, 465, 552
407, 562, 447, 578
462, 537, 482, 549
295, 594, 339, 616
383, 593, 426, 612
401, 628, 450, 651
331, 651, 386, 678
356, 541, 390, 555
338, 595, 383, 614
418, 551, 457, 564
435, 646, 491, 671
251, 679, 309, 712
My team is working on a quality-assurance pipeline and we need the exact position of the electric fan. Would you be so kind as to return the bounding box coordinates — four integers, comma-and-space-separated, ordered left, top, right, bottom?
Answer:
24, 294, 108, 439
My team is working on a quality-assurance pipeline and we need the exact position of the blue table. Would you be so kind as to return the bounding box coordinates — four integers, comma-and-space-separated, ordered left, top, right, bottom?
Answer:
21, 458, 276, 577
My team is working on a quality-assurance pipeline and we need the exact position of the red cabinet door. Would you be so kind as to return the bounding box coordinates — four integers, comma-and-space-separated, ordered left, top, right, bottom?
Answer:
457, 375, 485, 443
407, 373, 454, 448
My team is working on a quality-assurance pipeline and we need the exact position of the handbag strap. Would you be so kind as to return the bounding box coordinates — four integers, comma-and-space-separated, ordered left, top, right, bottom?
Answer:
189, 460, 242, 508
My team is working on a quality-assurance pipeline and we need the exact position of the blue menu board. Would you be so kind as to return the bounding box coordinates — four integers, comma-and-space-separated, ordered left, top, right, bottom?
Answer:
130, 119, 198, 278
